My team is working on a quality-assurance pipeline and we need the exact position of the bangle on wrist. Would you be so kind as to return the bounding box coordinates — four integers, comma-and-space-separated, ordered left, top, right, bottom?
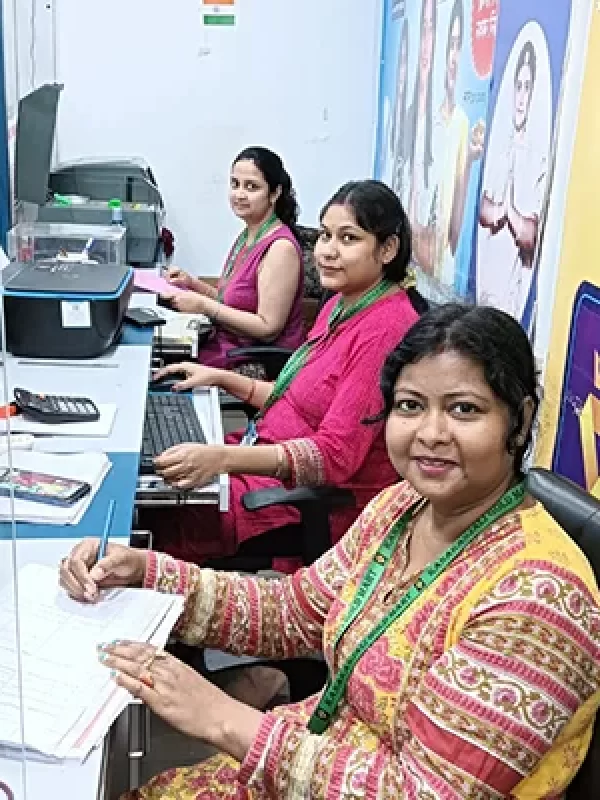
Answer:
273, 444, 288, 480
274, 445, 283, 479
211, 302, 221, 324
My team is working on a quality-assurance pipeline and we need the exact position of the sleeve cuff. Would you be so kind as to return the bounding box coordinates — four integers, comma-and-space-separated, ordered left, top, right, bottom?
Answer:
143, 551, 189, 595
237, 712, 280, 788
281, 438, 326, 487
238, 712, 323, 797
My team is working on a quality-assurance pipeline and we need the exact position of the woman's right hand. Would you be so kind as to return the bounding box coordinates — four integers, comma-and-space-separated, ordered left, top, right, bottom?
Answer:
152, 361, 221, 391
59, 540, 147, 602
165, 266, 194, 289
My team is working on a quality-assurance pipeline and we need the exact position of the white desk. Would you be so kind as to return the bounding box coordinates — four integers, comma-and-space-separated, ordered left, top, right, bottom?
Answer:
3, 346, 149, 454
2, 746, 105, 800
0, 329, 151, 799
0, 303, 226, 798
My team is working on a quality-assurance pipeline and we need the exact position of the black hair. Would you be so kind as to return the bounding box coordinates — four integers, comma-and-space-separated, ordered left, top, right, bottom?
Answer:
319, 180, 428, 315
379, 304, 539, 474
514, 40, 536, 88
390, 20, 409, 196
446, 0, 464, 61
233, 146, 299, 236
409, 0, 437, 189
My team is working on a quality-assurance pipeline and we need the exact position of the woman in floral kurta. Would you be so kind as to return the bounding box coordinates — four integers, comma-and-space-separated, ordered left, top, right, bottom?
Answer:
62, 305, 600, 798
118, 479, 600, 799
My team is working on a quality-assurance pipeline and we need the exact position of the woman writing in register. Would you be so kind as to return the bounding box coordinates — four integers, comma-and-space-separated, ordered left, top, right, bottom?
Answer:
162, 146, 306, 369
62, 304, 600, 799
139, 180, 426, 564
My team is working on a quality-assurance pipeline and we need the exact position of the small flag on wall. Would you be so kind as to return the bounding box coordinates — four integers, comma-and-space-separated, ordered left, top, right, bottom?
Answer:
203, 0, 236, 26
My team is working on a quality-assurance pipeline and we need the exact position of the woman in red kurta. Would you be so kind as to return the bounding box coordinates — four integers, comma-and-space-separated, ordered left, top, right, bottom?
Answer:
143, 180, 428, 563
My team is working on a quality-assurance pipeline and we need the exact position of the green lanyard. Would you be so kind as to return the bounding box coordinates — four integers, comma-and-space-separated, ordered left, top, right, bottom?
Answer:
217, 212, 279, 302
307, 482, 526, 735
258, 279, 394, 419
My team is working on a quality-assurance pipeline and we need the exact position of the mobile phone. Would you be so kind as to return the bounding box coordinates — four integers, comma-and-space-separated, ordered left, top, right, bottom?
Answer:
125, 308, 167, 328
0, 468, 91, 506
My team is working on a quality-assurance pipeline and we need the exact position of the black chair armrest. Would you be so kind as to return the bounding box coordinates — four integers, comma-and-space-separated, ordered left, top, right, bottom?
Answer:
242, 485, 355, 512
228, 346, 294, 360
242, 485, 355, 565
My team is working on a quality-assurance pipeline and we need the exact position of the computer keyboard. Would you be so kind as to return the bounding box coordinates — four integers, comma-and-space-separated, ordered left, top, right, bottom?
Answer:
140, 393, 206, 475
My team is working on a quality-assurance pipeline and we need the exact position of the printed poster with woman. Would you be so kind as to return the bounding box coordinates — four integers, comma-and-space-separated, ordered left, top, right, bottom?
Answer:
375, 0, 496, 297
472, 0, 572, 333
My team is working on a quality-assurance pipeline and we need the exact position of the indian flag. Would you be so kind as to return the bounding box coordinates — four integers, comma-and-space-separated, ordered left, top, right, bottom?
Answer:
203, 0, 235, 26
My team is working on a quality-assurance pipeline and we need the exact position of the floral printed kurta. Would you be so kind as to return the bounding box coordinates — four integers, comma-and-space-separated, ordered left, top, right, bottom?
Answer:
126, 482, 600, 799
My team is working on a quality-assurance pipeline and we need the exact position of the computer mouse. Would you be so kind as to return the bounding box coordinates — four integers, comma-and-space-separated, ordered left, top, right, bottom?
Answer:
149, 371, 187, 391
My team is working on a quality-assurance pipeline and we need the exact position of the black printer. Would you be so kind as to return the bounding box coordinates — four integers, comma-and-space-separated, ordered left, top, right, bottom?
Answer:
15, 84, 165, 267
2, 261, 133, 358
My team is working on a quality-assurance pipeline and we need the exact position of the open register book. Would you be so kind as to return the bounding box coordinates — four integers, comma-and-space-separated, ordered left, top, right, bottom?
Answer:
0, 564, 184, 762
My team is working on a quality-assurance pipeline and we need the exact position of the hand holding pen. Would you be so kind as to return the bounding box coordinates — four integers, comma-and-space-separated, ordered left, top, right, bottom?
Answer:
59, 500, 147, 602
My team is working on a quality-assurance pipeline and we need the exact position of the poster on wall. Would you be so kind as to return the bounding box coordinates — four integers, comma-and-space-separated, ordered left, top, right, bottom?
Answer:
374, 0, 497, 296
472, 0, 572, 333
535, 10, 600, 493
550, 283, 600, 493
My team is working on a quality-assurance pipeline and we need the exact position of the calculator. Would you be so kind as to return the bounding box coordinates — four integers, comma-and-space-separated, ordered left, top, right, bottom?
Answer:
13, 387, 101, 424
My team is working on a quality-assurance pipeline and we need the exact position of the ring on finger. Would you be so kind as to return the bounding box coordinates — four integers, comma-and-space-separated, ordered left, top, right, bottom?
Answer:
140, 672, 155, 689
141, 648, 167, 672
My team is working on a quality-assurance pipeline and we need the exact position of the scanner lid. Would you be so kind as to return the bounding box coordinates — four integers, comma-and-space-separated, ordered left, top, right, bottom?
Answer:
15, 83, 63, 206
2, 261, 132, 299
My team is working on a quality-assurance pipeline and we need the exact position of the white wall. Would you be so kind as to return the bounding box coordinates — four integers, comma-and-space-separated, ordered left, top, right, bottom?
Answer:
3, 0, 56, 120
3, 0, 57, 215
51, 0, 383, 275
533, 0, 593, 373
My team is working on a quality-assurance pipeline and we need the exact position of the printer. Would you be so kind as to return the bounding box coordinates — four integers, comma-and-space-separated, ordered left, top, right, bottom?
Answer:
2, 260, 133, 358
15, 84, 165, 266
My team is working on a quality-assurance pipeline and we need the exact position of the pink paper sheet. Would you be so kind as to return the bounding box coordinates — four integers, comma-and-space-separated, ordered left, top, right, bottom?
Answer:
133, 269, 191, 295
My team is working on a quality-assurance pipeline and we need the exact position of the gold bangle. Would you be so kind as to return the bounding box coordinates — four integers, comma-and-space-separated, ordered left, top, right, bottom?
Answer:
274, 444, 287, 480
212, 303, 221, 324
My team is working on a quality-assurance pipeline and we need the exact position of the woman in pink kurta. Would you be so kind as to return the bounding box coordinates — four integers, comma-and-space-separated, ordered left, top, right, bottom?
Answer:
142, 180, 428, 563
200, 224, 305, 367
161, 146, 305, 369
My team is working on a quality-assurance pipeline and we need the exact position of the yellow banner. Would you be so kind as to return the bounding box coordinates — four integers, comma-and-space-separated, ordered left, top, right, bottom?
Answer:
536, 10, 600, 490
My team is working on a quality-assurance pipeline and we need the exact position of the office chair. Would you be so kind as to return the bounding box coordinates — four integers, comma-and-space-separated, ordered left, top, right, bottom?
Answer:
205, 484, 355, 573
526, 467, 600, 798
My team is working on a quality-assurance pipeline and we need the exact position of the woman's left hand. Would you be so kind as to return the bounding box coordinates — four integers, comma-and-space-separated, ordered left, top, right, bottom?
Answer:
160, 291, 208, 314
154, 443, 227, 489
98, 641, 227, 742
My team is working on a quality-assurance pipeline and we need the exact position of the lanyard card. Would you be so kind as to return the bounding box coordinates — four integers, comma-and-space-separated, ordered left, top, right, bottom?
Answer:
240, 420, 258, 446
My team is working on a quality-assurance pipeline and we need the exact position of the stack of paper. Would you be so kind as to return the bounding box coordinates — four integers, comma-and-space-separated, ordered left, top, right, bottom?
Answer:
0, 450, 111, 525
0, 404, 117, 437
153, 311, 211, 360
0, 564, 184, 762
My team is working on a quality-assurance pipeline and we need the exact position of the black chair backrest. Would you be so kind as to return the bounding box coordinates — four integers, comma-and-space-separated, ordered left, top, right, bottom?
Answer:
527, 468, 600, 584
526, 468, 600, 798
